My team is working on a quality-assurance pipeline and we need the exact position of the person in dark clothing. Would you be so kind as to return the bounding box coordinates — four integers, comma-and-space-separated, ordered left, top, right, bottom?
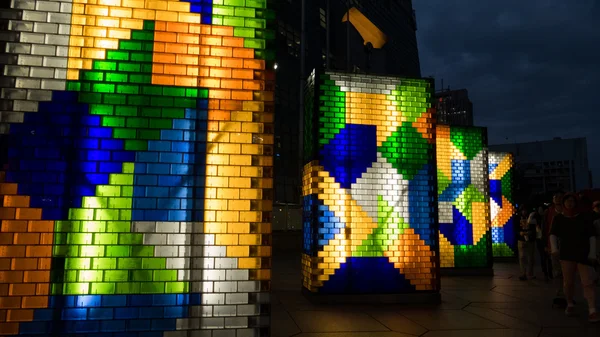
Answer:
534, 205, 552, 281
550, 194, 598, 323
518, 207, 537, 281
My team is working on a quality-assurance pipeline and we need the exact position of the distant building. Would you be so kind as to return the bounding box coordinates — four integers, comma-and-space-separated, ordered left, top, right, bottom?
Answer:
435, 89, 474, 126
489, 137, 592, 194
274, 0, 422, 204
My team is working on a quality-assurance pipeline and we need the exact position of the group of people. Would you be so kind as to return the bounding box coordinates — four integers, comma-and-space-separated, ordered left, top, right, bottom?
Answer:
517, 191, 600, 323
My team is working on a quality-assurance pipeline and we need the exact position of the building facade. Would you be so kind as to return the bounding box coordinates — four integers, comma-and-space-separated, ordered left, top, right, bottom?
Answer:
489, 138, 592, 194
435, 89, 474, 126
274, 0, 422, 206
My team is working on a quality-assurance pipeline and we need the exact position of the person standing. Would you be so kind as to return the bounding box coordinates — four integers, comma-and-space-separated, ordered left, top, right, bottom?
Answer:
550, 194, 598, 323
518, 207, 537, 281
592, 201, 600, 283
545, 192, 564, 281
534, 205, 551, 281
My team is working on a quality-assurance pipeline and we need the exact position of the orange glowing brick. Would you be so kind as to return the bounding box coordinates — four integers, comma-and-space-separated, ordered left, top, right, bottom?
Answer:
201, 35, 222, 46
15, 208, 42, 220
35, 283, 50, 295
22, 296, 48, 309
0, 208, 16, 220
37, 258, 51, 270
23, 270, 50, 283
220, 79, 243, 90
233, 48, 254, 59
3, 196, 29, 208
200, 57, 221, 67
9, 284, 35, 296
232, 91, 252, 100
174, 76, 197, 87
153, 53, 176, 64
152, 74, 175, 86
164, 64, 187, 75
209, 89, 231, 100
6, 309, 33, 322
0, 246, 25, 257
11, 258, 38, 271
222, 37, 244, 48
0, 271, 23, 283
0, 322, 19, 335
219, 100, 242, 110
177, 33, 199, 44
13, 233, 39, 245
39, 233, 53, 245
25, 246, 52, 258
211, 26, 233, 36
0, 234, 12, 245
27, 220, 53, 233
0, 296, 20, 309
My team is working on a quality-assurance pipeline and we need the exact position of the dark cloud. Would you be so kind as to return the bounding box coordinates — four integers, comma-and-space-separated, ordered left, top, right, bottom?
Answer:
413, 0, 600, 186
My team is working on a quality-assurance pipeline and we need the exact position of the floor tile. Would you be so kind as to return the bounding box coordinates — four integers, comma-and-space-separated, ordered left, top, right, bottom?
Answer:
369, 311, 429, 335
289, 310, 389, 333
422, 329, 538, 337
399, 309, 504, 330
463, 306, 540, 330
272, 308, 302, 337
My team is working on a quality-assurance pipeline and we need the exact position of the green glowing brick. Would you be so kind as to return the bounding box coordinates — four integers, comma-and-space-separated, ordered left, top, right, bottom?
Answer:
437, 169, 451, 194
118, 233, 143, 245
94, 233, 118, 245
91, 257, 117, 270
235, 7, 255, 17
125, 117, 148, 128
117, 84, 140, 95
161, 108, 185, 119
69, 209, 95, 220
121, 186, 134, 198
141, 282, 165, 294
124, 139, 145, 151
96, 185, 121, 197
105, 270, 128, 282
130, 74, 152, 84
244, 38, 265, 49
64, 283, 90, 295
142, 85, 162, 96
53, 245, 78, 256
106, 221, 129, 232
80, 246, 105, 257
163, 87, 185, 97
198, 89, 209, 98
142, 258, 166, 270
106, 72, 128, 83
165, 282, 188, 293
116, 105, 138, 116
234, 27, 255, 38
212, 15, 223, 25
91, 283, 115, 295
116, 282, 140, 294
83, 71, 104, 81
131, 29, 154, 41
174, 98, 196, 109
149, 118, 171, 129
246, 0, 267, 8
79, 92, 103, 104
64, 270, 78, 282
113, 128, 136, 139
118, 62, 141, 72
131, 246, 154, 257
120, 40, 144, 51
213, 5, 234, 16
55, 221, 80, 233
95, 209, 120, 221
103, 94, 127, 105
223, 0, 244, 5
109, 174, 134, 185
501, 169, 513, 203
153, 270, 178, 282
66, 258, 91, 270
106, 245, 130, 257
133, 270, 153, 281
102, 116, 126, 127
108, 197, 132, 209
93, 60, 117, 71
83, 196, 107, 209
453, 233, 490, 267
79, 270, 103, 282
245, 18, 265, 28
106, 50, 130, 61
82, 221, 106, 233
137, 130, 160, 140
152, 97, 176, 108
117, 258, 142, 269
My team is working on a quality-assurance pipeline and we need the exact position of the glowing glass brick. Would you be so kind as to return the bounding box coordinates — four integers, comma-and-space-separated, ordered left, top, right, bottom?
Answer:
488, 152, 517, 257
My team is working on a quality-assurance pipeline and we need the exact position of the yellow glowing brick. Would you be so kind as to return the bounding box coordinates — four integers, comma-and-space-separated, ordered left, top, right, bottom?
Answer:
178, 12, 201, 24
121, 0, 145, 8
83, 26, 108, 38
240, 167, 260, 177
206, 177, 229, 188
205, 200, 227, 211
219, 144, 240, 154
82, 48, 106, 59
97, 16, 120, 28
215, 234, 238, 245
97, 0, 122, 6
206, 154, 229, 165
167, 1, 190, 12
239, 189, 261, 200
229, 177, 250, 188
217, 211, 239, 222
108, 7, 133, 18
156, 10, 178, 22
238, 258, 259, 269
228, 200, 250, 211
226, 246, 249, 258
217, 188, 240, 199
120, 18, 144, 29
239, 234, 260, 245
146, 0, 168, 10
239, 211, 260, 222
94, 38, 119, 49
218, 122, 241, 132
217, 166, 240, 177
86, 5, 109, 16
204, 222, 227, 233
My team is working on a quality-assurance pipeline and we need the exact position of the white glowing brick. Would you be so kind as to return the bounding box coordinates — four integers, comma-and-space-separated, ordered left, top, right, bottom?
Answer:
132, 221, 155, 232
48, 12, 70, 24
41, 78, 66, 90
13, 100, 38, 112
22, 10, 48, 22
15, 78, 41, 89
45, 34, 70, 46
4, 65, 29, 77
166, 257, 189, 269
213, 305, 237, 317
156, 221, 181, 233
225, 270, 249, 281
154, 245, 179, 257
143, 233, 167, 245
214, 258, 237, 269
214, 281, 238, 292
58, 24, 70, 35
20, 32, 45, 44
33, 22, 58, 34
13, 0, 35, 10
36, 1, 61, 12
200, 318, 225, 329
42, 56, 67, 67
224, 317, 248, 329
0, 111, 24, 123
26, 89, 52, 100
30, 66, 54, 78
1, 88, 27, 99
10, 21, 34, 32
203, 294, 226, 305
204, 270, 226, 281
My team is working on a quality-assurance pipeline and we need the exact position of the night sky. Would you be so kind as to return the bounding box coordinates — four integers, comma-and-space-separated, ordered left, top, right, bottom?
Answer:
413, 0, 600, 187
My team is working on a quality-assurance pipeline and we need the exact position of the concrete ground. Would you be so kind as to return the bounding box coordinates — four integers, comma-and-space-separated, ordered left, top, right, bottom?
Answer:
271, 232, 600, 337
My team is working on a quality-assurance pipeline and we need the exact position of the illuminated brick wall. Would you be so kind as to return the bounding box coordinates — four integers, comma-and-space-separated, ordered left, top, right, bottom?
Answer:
302, 70, 438, 294
488, 152, 516, 257
437, 125, 492, 268
0, 1, 274, 336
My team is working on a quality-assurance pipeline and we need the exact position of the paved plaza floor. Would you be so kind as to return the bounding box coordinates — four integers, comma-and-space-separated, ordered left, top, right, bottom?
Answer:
271, 232, 600, 337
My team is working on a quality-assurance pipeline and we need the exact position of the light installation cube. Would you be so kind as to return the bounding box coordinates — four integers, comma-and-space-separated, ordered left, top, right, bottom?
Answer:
0, 1, 274, 336
488, 152, 517, 257
302, 70, 439, 294
436, 125, 492, 268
